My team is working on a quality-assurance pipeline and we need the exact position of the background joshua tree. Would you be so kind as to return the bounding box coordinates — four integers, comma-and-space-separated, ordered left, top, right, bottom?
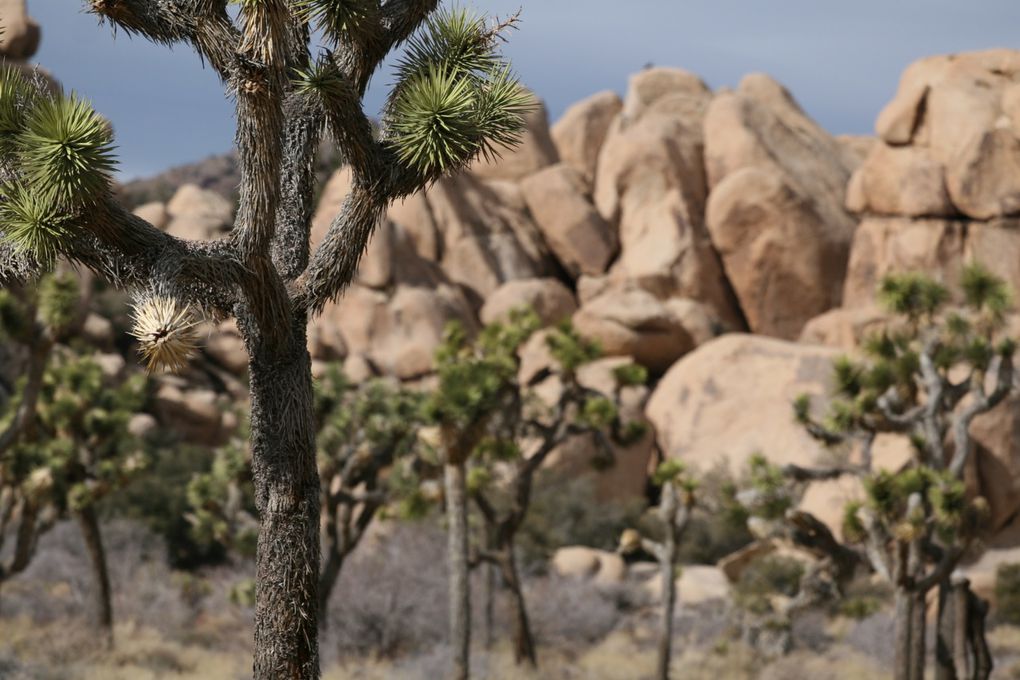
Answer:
740, 263, 1015, 680
311, 367, 425, 626
0, 3, 531, 677
187, 368, 427, 629
0, 273, 149, 646
619, 459, 696, 680
457, 314, 648, 668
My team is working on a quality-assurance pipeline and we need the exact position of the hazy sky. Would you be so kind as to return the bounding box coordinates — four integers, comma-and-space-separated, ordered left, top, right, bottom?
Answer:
29, 1, 1020, 179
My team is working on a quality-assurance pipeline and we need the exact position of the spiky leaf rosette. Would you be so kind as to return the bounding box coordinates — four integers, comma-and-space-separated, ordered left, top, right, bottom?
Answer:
129, 295, 200, 374
292, 0, 380, 44
385, 8, 533, 177
17, 92, 116, 206
0, 65, 36, 154
0, 182, 71, 266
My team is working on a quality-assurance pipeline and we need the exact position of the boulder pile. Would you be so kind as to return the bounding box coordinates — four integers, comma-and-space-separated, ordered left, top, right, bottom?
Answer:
12, 11, 1020, 564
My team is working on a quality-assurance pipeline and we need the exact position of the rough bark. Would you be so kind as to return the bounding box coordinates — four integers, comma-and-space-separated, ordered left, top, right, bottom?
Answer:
445, 461, 470, 680
969, 591, 992, 680
246, 319, 321, 680
909, 589, 927, 680
74, 504, 114, 648
894, 588, 914, 680
935, 580, 955, 680
499, 543, 536, 668
656, 533, 677, 680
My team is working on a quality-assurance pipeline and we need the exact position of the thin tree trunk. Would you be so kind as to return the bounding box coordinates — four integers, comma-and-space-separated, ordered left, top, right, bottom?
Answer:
950, 579, 969, 680
317, 546, 344, 631
445, 461, 470, 680
483, 562, 496, 650
894, 588, 914, 680
656, 534, 677, 680
909, 589, 927, 680
969, 590, 992, 680
74, 504, 113, 649
500, 544, 536, 668
248, 323, 321, 680
935, 580, 955, 680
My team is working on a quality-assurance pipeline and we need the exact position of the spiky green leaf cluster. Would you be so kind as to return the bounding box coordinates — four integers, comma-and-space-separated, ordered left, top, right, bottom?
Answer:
291, 0, 379, 43
385, 8, 533, 176
612, 362, 648, 389
3, 351, 149, 513
0, 65, 37, 153
545, 319, 601, 375
652, 459, 686, 487
744, 453, 795, 521
961, 262, 1011, 318
17, 93, 116, 205
186, 439, 258, 556
878, 272, 949, 320
0, 182, 71, 265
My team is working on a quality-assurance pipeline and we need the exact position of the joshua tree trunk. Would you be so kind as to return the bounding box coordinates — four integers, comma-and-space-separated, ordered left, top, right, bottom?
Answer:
498, 541, 536, 668
909, 589, 927, 680
656, 525, 678, 680
445, 461, 470, 680
73, 504, 113, 648
247, 322, 321, 680
968, 589, 992, 680
935, 580, 955, 680
894, 587, 914, 680
317, 544, 344, 631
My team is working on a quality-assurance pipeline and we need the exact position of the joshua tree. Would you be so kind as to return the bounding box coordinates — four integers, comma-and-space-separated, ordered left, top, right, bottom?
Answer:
0, 273, 78, 602
741, 264, 1014, 680
0, 274, 149, 646
312, 367, 425, 626
0, 3, 530, 675
187, 368, 427, 628
421, 310, 647, 674
464, 317, 647, 667
619, 460, 696, 680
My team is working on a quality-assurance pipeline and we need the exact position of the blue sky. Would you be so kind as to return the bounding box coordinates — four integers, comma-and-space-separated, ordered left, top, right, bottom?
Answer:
30, 0, 1020, 179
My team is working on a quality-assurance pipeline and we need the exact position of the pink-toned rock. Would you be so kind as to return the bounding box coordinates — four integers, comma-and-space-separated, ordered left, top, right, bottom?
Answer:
798, 306, 890, 350
205, 319, 249, 374
842, 218, 966, 308
520, 164, 616, 277
81, 313, 115, 350
0, 0, 39, 60
646, 334, 839, 476
325, 279, 478, 380
310, 167, 353, 251
153, 384, 231, 445
134, 202, 170, 231
551, 90, 623, 184
836, 135, 879, 172
946, 127, 1020, 220
573, 288, 695, 373
165, 184, 233, 241
387, 191, 439, 261
706, 167, 849, 339
845, 144, 955, 217
470, 93, 559, 181
480, 278, 577, 327
875, 82, 929, 145
552, 547, 627, 585
427, 173, 552, 300
621, 67, 712, 122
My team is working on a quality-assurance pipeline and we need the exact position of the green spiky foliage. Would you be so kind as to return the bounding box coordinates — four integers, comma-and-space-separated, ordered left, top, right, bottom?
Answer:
385, 8, 534, 176
291, 0, 380, 44
185, 436, 258, 557
2, 352, 149, 513
420, 307, 648, 666
738, 265, 1016, 675
0, 75, 115, 269
16, 93, 116, 206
